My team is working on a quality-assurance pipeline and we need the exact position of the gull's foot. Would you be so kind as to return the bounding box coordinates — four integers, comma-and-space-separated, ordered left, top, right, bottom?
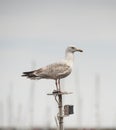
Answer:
53, 90, 61, 94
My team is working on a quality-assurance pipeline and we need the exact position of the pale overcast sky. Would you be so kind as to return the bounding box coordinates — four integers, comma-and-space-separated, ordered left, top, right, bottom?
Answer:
0, 0, 116, 128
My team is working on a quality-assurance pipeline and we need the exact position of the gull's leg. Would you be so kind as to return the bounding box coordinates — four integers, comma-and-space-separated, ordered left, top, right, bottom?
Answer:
55, 79, 59, 91
58, 79, 61, 91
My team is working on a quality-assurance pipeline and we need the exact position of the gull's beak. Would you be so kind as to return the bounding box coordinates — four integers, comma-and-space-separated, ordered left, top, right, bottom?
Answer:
76, 48, 83, 52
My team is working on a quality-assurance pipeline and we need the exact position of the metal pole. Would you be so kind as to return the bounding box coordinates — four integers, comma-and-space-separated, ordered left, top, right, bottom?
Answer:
58, 93, 64, 130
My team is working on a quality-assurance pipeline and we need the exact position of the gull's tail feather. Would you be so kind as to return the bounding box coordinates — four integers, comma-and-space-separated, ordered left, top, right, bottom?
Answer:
22, 70, 38, 79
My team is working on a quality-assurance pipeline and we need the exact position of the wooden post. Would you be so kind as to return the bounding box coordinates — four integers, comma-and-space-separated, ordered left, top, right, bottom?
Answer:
58, 93, 64, 130
47, 91, 73, 130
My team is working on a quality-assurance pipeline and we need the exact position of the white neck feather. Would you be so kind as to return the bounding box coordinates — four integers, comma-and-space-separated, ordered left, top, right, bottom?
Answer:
65, 51, 74, 67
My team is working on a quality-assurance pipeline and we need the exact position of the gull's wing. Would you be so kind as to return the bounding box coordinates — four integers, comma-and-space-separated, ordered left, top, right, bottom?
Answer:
22, 62, 71, 80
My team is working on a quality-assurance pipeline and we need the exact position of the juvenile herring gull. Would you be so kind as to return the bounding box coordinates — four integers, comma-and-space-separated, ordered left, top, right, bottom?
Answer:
22, 46, 83, 90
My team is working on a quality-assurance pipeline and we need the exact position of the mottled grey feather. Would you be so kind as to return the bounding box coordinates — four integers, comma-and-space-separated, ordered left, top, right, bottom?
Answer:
22, 63, 71, 80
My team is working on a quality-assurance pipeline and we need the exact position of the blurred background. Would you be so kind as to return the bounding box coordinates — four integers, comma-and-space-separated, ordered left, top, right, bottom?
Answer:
0, 0, 116, 130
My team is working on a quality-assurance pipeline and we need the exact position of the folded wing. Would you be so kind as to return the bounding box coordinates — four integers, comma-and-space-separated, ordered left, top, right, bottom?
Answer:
22, 62, 71, 80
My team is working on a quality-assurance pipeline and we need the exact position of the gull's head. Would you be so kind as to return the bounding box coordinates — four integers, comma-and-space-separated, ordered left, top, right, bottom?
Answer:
66, 46, 83, 53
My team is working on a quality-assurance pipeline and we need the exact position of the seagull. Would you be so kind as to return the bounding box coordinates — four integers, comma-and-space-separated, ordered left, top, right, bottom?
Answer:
22, 46, 83, 91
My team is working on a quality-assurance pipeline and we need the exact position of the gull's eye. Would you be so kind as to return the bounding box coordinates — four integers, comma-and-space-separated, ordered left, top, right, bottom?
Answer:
71, 47, 75, 49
